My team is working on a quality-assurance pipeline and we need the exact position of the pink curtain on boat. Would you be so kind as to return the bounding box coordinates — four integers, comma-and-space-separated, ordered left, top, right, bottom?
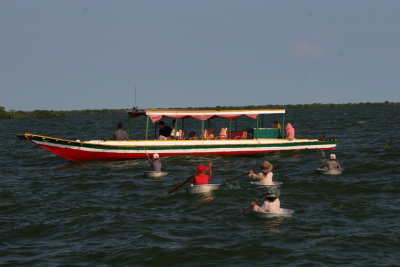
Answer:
169, 115, 188, 119
218, 114, 241, 119
149, 114, 210, 122
218, 114, 258, 119
148, 113, 258, 122
245, 114, 258, 119
190, 115, 214, 121
149, 115, 163, 123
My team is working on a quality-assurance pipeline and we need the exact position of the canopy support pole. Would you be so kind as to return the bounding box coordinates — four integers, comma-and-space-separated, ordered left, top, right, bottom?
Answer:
281, 113, 285, 139
235, 117, 238, 131
201, 120, 205, 139
175, 119, 179, 140
229, 119, 232, 139
145, 116, 149, 140
256, 115, 259, 139
261, 114, 264, 128
127, 113, 131, 137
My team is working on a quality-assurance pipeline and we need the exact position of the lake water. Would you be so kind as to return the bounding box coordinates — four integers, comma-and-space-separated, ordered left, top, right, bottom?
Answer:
1, 106, 400, 266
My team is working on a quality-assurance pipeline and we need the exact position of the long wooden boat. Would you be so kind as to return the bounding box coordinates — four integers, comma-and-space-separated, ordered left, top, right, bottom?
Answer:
16, 108, 337, 161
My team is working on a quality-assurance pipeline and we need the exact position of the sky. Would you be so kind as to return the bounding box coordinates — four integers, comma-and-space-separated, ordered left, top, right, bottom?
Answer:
0, 0, 399, 111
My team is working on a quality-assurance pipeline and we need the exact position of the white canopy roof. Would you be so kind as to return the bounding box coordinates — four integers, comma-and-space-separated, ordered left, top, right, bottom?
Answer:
145, 109, 285, 116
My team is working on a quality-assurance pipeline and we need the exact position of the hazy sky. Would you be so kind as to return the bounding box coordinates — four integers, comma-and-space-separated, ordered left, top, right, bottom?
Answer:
1, 0, 399, 110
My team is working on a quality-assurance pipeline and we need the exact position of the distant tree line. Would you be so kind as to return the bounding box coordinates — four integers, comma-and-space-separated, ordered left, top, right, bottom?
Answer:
1, 101, 399, 119
0, 106, 125, 119
173, 101, 400, 110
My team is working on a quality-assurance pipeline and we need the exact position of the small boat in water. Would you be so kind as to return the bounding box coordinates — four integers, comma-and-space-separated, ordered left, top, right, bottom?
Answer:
316, 168, 343, 175
143, 171, 168, 178
249, 181, 283, 188
251, 208, 294, 218
186, 184, 221, 194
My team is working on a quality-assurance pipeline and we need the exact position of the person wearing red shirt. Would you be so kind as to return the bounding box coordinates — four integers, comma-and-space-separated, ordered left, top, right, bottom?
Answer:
192, 163, 213, 185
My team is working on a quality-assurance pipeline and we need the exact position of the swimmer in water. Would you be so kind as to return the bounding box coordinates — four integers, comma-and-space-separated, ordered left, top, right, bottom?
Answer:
249, 161, 275, 185
192, 163, 213, 185
149, 153, 162, 172
326, 154, 342, 170
252, 194, 281, 213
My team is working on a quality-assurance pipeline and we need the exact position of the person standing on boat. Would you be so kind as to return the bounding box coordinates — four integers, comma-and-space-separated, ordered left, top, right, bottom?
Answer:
158, 121, 173, 140
192, 163, 213, 185
149, 153, 162, 172
113, 122, 129, 140
326, 154, 342, 170
249, 161, 275, 185
285, 122, 295, 140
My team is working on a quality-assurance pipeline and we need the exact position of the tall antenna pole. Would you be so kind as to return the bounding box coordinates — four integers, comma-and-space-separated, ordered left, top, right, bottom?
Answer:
134, 84, 137, 108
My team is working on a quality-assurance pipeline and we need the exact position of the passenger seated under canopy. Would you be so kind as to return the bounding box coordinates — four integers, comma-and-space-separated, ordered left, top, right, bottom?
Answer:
158, 121, 172, 140
203, 129, 215, 139
272, 120, 282, 130
171, 119, 184, 139
216, 127, 228, 139
113, 122, 129, 140
285, 122, 295, 140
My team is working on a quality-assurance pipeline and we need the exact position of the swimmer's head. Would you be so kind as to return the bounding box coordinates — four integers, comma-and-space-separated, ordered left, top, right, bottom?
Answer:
264, 189, 280, 199
196, 164, 209, 174
260, 161, 273, 174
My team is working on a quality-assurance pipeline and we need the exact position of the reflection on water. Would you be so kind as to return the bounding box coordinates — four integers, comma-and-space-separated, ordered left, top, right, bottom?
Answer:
226, 181, 242, 190
59, 159, 143, 169
263, 217, 286, 233
287, 152, 301, 159
254, 211, 294, 233
192, 216, 208, 221
191, 191, 216, 203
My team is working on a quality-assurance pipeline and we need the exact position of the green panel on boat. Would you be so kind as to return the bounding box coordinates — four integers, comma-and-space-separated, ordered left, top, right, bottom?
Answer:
253, 128, 280, 139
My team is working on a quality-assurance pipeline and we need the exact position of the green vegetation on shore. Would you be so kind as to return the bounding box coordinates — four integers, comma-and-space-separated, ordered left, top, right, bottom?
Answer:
0, 106, 125, 120
1, 101, 399, 120
173, 101, 399, 110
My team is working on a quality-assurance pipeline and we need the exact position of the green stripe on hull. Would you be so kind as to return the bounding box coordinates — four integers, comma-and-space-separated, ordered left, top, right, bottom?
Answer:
137, 141, 336, 151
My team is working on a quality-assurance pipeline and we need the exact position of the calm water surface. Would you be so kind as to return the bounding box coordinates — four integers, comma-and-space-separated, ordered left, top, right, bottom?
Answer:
1, 106, 400, 266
